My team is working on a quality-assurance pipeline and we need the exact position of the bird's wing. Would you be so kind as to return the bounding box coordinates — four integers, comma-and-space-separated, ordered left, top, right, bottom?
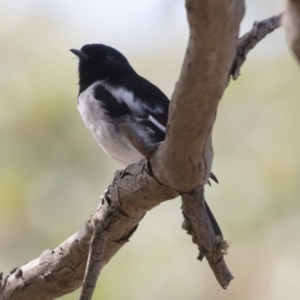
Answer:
93, 83, 132, 119
95, 76, 169, 143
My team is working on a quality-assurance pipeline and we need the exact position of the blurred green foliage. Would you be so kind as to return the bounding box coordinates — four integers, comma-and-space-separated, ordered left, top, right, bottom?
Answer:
0, 1, 300, 300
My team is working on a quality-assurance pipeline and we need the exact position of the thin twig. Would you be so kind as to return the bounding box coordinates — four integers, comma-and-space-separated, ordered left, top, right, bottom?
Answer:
231, 13, 282, 79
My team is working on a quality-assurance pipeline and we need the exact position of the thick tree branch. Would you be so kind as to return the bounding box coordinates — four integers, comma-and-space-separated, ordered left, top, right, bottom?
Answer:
0, 163, 178, 300
231, 13, 283, 79
282, 0, 300, 63
151, 0, 245, 192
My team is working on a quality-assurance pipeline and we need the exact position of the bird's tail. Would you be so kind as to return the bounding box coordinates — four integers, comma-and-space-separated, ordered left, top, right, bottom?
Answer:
204, 200, 222, 237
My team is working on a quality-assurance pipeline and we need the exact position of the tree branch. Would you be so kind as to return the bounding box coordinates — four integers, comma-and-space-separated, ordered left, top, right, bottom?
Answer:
78, 197, 120, 300
0, 163, 178, 300
231, 13, 283, 79
151, 0, 245, 192
282, 0, 300, 63
181, 188, 231, 289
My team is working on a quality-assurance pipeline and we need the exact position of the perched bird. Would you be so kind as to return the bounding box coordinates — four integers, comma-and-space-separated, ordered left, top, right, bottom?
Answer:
71, 43, 221, 236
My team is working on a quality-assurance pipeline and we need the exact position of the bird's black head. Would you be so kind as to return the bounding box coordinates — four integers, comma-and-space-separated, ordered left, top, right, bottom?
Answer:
70, 44, 134, 92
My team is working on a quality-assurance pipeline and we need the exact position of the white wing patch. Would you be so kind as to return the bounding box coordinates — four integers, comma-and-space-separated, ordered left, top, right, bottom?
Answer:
98, 82, 165, 115
101, 82, 166, 133
149, 115, 166, 133
105, 85, 145, 115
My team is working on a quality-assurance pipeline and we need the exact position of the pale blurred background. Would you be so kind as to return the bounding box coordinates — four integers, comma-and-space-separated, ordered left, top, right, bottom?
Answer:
0, 0, 300, 299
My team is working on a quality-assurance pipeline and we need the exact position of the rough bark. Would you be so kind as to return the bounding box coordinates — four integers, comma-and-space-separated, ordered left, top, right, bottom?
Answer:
282, 0, 300, 63
150, 0, 245, 192
0, 163, 178, 300
181, 188, 231, 289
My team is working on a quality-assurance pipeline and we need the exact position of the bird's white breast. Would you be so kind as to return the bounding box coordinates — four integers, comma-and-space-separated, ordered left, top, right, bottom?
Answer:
77, 82, 144, 165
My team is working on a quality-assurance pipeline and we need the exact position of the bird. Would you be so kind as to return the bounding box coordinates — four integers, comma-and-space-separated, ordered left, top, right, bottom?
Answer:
71, 43, 221, 236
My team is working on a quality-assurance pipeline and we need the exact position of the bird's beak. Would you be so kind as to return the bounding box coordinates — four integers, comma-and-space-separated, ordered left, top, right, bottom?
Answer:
70, 49, 90, 60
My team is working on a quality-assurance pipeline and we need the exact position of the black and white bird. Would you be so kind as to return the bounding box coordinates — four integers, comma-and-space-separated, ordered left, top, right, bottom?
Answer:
70, 43, 168, 165
71, 44, 221, 235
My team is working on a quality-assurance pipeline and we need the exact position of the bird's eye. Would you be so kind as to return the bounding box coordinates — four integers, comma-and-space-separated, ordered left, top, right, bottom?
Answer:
102, 54, 113, 62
